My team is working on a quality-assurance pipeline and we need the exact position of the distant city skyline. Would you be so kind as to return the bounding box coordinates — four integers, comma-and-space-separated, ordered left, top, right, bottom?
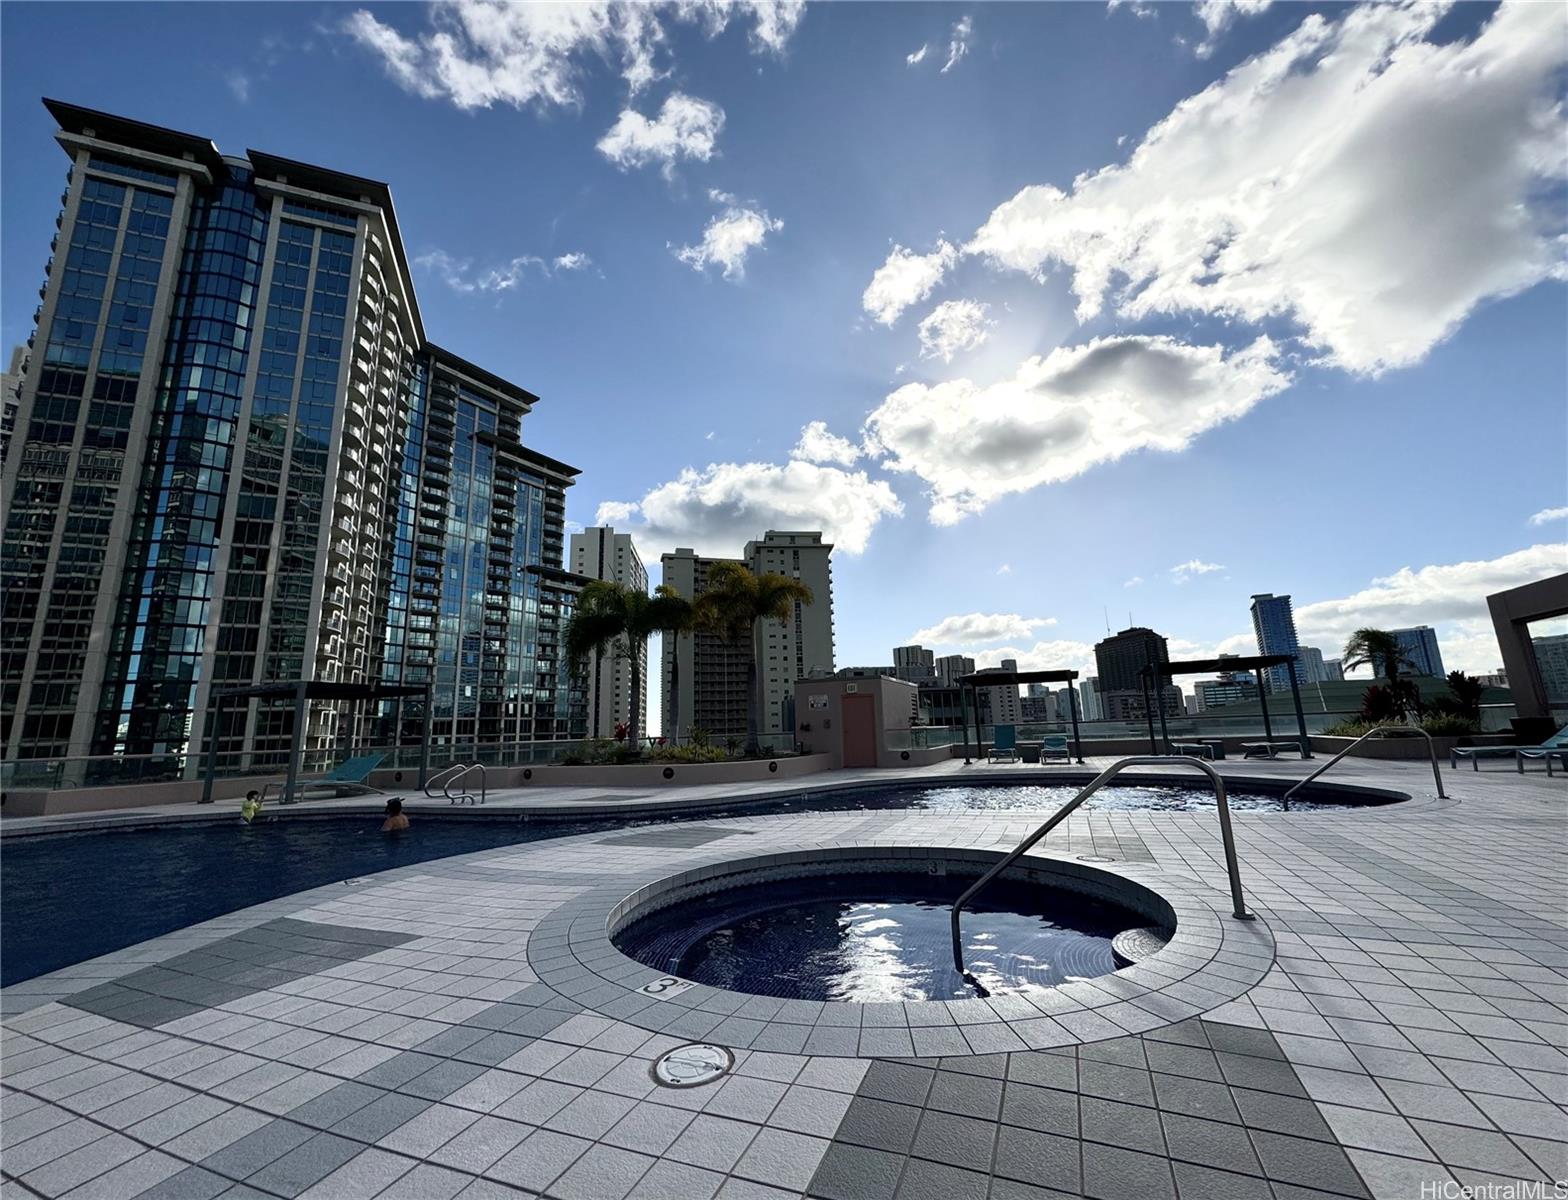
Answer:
2, 2, 1562, 695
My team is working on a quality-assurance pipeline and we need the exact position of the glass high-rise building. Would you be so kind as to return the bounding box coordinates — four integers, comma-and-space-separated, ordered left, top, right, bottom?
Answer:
1, 100, 586, 774
1388, 626, 1445, 679
1250, 593, 1302, 691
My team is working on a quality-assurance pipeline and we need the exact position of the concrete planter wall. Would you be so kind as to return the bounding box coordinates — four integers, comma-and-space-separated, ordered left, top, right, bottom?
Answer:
461, 753, 835, 790
2, 775, 269, 819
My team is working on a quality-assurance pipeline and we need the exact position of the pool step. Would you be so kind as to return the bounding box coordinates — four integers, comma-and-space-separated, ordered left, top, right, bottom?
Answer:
1111, 926, 1171, 968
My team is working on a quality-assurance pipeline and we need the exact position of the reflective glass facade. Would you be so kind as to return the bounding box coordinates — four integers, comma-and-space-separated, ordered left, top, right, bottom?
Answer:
2, 102, 587, 774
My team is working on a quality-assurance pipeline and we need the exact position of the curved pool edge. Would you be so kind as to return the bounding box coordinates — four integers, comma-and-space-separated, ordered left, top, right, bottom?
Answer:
533, 841, 1276, 1055
0, 765, 1423, 841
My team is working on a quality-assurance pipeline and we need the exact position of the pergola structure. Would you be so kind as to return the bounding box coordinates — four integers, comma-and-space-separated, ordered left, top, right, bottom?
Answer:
956, 669, 1084, 764
200, 680, 432, 804
1140, 654, 1312, 759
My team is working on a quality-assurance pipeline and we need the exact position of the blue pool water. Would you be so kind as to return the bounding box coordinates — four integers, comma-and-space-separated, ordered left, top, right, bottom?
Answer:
0, 816, 620, 986
616, 872, 1140, 1001
897, 782, 1357, 814
0, 776, 1378, 986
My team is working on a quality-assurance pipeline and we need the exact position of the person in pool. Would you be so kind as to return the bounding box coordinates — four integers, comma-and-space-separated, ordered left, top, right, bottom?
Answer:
240, 790, 262, 824
381, 797, 409, 832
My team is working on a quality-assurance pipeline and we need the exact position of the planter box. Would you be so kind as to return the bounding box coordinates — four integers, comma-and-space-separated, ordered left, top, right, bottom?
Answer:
472, 753, 834, 790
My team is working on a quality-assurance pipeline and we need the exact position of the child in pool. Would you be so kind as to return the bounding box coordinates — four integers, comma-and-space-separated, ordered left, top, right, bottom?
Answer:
381, 797, 409, 832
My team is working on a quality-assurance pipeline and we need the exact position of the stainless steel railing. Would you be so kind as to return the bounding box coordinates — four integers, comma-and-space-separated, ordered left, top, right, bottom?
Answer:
423, 763, 467, 802
949, 755, 1254, 974
1282, 724, 1444, 802
442, 763, 487, 805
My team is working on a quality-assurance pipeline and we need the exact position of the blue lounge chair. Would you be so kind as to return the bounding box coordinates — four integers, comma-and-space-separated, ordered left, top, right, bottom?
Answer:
264, 752, 386, 803
988, 725, 1019, 763
1451, 726, 1568, 772
1039, 734, 1071, 764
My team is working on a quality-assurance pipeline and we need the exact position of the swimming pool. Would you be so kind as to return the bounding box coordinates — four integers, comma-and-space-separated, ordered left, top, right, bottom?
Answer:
0, 774, 1389, 986
890, 781, 1360, 813
614, 869, 1140, 1002
0, 817, 619, 986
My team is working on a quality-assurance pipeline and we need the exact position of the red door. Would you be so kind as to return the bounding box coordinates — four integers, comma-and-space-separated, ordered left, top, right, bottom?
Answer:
842, 694, 877, 768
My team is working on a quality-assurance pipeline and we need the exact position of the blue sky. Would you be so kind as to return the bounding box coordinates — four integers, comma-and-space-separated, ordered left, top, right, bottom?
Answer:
4, 0, 1565, 693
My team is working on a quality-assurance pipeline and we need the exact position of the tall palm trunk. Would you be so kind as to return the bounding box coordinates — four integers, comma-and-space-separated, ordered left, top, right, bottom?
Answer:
745, 623, 761, 756
627, 638, 641, 752
669, 645, 681, 744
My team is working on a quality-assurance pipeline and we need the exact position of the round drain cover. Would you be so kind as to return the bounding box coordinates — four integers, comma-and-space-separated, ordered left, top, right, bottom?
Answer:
652, 1043, 732, 1088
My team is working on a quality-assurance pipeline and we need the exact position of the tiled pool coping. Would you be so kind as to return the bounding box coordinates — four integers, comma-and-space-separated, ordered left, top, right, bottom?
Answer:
531, 844, 1275, 1056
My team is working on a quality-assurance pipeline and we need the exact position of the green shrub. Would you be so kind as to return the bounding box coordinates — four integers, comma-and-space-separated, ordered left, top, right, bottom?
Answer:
651, 743, 725, 763
1322, 719, 1376, 738
1419, 713, 1479, 737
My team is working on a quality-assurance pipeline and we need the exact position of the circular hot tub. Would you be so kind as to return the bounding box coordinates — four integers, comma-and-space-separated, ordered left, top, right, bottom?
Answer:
610, 851, 1174, 1002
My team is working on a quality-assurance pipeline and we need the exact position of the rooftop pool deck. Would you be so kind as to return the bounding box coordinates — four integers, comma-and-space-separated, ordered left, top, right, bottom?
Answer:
1, 756, 1563, 1200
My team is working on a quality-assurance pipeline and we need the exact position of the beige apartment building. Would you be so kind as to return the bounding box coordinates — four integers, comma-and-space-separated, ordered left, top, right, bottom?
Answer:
569, 527, 648, 740
660, 531, 835, 741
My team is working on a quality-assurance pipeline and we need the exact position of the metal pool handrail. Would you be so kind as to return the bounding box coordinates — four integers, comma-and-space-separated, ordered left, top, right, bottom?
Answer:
1282, 724, 1444, 803
949, 755, 1254, 973
424, 763, 467, 801
444, 763, 487, 805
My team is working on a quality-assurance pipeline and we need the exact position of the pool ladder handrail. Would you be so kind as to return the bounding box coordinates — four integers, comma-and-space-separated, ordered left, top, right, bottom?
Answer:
950, 755, 1253, 974
423, 763, 465, 801
1282, 723, 1444, 803
444, 763, 487, 806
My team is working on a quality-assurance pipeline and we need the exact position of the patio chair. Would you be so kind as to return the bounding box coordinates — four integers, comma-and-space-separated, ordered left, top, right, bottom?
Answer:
1517, 742, 1568, 777
988, 725, 1019, 763
1451, 725, 1568, 771
262, 752, 386, 804
1039, 734, 1071, 764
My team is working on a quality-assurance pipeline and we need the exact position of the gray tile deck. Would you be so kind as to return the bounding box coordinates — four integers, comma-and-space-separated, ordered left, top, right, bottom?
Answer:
3, 756, 1565, 1198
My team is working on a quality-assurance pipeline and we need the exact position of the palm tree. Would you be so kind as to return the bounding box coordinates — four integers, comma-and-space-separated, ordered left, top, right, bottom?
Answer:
565, 582, 691, 754
1341, 628, 1411, 686
1343, 628, 1418, 722
654, 585, 697, 744
695, 562, 814, 755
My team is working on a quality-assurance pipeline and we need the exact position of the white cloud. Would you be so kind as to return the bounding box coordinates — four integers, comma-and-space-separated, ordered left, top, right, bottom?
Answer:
996, 563, 1012, 576
1528, 506, 1568, 526
595, 500, 640, 525
941, 15, 973, 73
911, 612, 1057, 646
344, 1, 802, 110
1294, 542, 1568, 672
967, 3, 1568, 374
917, 299, 993, 362
906, 42, 928, 66
226, 70, 252, 103
1193, 0, 1272, 57
974, 639, 1097, 678
673, 194, 783, 281
597, 92, 724, 176
862, 241, 958, 326
1124, 576, 1144, 588
1170, 559, 1224, 582
864, 334, 1289, 524
793, 421, 861, 466
598, 460, 902, 559
416, 247, 593, 292
416, 249, 475, 292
